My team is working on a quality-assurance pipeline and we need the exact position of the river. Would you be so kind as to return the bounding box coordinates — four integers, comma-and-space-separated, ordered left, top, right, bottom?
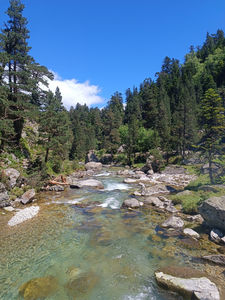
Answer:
0, 168, 220, 299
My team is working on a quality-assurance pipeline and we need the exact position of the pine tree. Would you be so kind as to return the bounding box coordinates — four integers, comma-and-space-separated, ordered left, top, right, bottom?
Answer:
0, 0, 53, 141
39, 90, 72, 163
199, 88, 225, 183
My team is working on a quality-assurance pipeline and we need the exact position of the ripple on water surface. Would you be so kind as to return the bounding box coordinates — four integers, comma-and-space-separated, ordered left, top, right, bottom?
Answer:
0, 172, 223, 300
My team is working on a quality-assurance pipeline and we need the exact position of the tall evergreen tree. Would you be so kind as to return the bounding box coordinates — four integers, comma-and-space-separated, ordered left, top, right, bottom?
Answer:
0, 0, 53, 141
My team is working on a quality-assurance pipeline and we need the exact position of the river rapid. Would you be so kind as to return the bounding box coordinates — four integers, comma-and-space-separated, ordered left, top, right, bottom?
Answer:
0, 168, 222, 300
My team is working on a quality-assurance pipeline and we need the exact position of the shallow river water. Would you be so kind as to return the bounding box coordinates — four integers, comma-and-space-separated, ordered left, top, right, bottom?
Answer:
0, 168, 223, 299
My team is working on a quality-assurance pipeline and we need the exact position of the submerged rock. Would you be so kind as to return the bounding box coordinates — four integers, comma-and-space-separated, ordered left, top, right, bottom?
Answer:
8, 206, 39, 226
155, 266, 220, 300
161, 216, 184, 229
203, 255, 225, 265
66, 271, 99, 297
19, 275, 58, 300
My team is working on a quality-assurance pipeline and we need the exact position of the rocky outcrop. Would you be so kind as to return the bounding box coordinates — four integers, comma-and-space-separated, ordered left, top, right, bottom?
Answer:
155, 266, 220, 300
0, 182, 9, 205
140, 163, 153, 174
20, 189, 36, 205
85, 150, 98, 163
139, 183, 176, 196
71, 179, 104, 189
2, 168, 20, 189
198, 196, 225, 232
8, 206, 40, 226
85, 162, 102, 172
161, 216, 184, 228
201, 162, 221, 175
121, 198, 141, 209
117, 144, 126, 153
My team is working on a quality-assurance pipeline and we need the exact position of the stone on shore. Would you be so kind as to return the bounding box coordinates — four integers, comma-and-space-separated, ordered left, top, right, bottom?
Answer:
198, 196, 225, 232
2, 168, 20, 189
0, 182, 9, 204
183, 228, 200, 239
155, 266, 220, 300
8, 206, 40, 226
85, 150, 98, 163
210, 229, 224, 243
139, 183, 176, 196
21, 189, 36, 205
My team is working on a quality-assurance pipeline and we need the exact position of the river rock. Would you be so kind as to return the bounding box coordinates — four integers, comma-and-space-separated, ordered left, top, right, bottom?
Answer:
161, 216, 184, 228
121, 199, 140, 209
140, 163, 153, 174
155, 266, 220, 300
2, 168, 20, 189
183, 228, 200, 239
85, 161, 102, 172
139, 183, 176, 196
85, 150, 98, 163
0, 182, 9, 203
161, 165, 186, 175
20, 189, 36, 205
19, 275, 58, 300
74, 179, 104, 189
8, 206, 40, 226
123, 178, 137, 183
144, 197, 164, 208
42, 185, 65, 191
117, 169, 130, 175
203, 255, 225, 265
210, 229, 224, 243
186, 214, 204, 223
198, 196, 225, 232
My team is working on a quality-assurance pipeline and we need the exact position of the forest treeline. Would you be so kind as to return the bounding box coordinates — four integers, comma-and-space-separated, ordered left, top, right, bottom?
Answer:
1, 1, 225, 173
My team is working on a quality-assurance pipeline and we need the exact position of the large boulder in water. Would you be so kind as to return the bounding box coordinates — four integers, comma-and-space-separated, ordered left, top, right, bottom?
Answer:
85, 150, 98, 163
155, 266, 220, 300
198, 196, 225, 232
139, 183, 176, 196
121, 198, 141, 209
71, 179, 104, 189
85, 162, 102, 172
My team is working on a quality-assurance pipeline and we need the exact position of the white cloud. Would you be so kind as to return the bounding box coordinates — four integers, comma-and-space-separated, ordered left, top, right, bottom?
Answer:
47, 71, 105, 109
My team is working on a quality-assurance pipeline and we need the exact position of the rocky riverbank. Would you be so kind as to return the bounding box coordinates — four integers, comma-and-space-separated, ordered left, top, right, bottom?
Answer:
1, 160, 225, 299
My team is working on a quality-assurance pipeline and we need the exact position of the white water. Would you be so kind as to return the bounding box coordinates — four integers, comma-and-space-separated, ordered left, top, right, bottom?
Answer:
103, 181, 131, 191
99, 196, 121, 209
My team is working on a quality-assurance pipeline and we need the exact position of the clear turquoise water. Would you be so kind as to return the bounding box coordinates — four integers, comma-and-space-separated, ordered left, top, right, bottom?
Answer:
0, 169, 218, 300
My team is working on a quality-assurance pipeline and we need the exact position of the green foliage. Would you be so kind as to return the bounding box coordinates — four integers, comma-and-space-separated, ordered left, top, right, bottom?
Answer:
11, 187, 23, 198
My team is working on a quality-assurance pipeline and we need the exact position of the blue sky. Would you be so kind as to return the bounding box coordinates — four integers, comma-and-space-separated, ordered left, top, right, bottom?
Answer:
0, 0, 225, 109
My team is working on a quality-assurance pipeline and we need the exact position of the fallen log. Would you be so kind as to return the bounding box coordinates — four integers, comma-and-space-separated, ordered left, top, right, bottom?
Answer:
49, 180, 69, 185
